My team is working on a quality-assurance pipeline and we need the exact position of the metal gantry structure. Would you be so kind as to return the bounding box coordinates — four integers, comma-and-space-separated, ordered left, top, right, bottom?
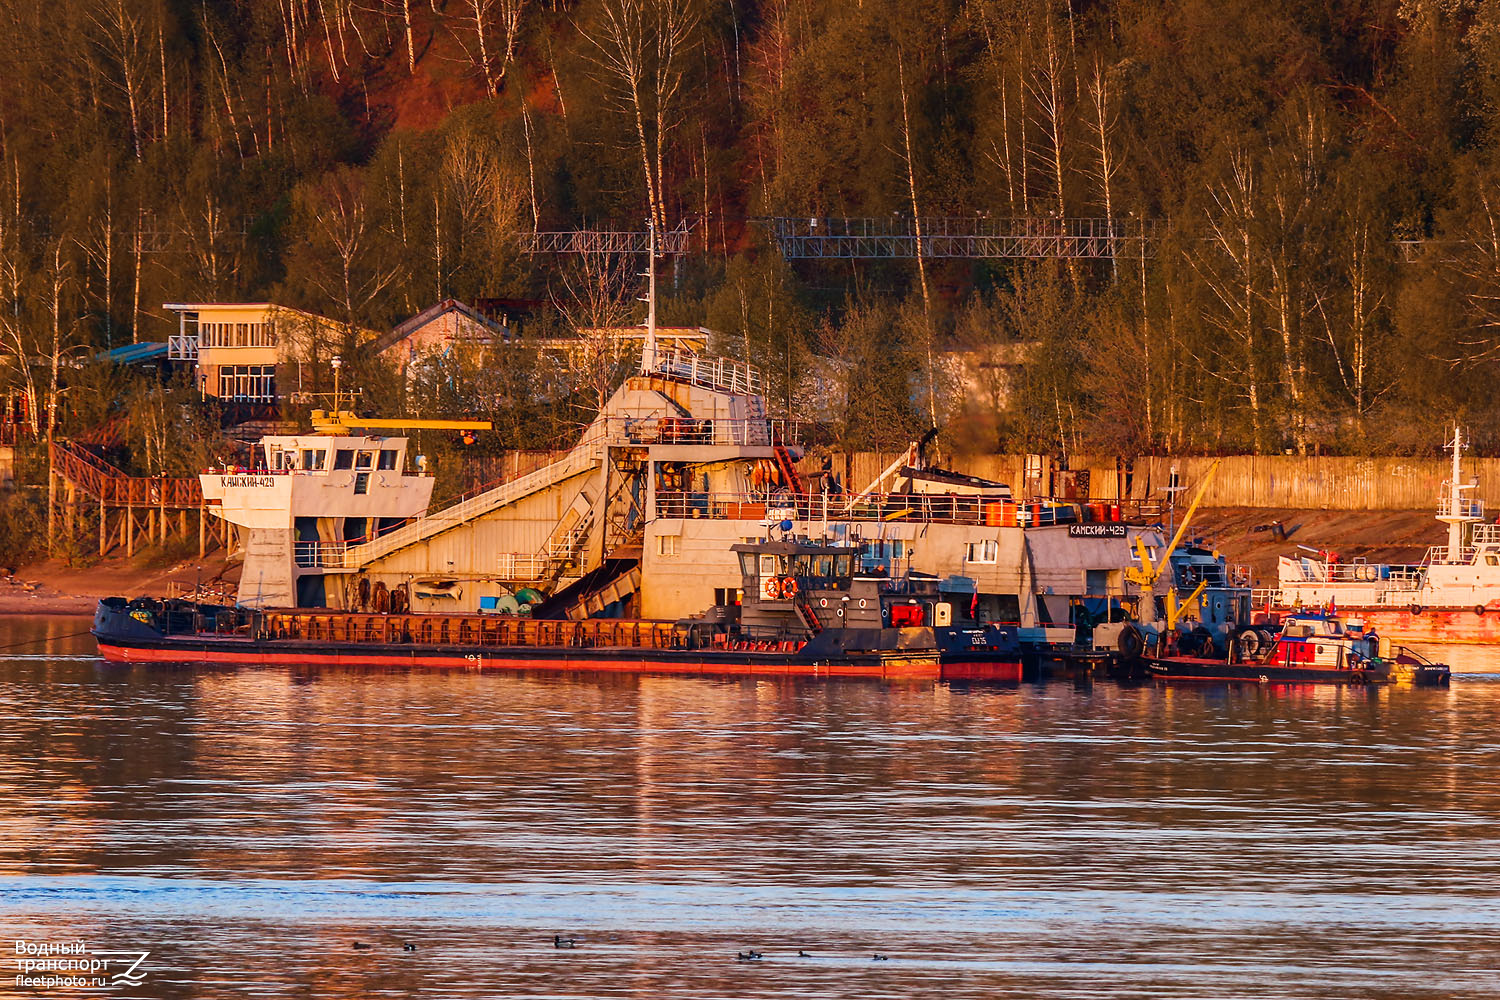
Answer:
519, 221, 693, 256
756, 216, 1160, 260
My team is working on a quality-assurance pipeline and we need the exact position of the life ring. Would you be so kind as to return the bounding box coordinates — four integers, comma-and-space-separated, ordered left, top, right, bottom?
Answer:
1410, 605, 1424, 616
781, 576, 799, 599
858, 598, 867, 609
1477, 605, 1488, 617
819, 597, 828, 608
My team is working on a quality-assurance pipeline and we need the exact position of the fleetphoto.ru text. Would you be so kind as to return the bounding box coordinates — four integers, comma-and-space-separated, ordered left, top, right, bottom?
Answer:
13, 941, 150, 992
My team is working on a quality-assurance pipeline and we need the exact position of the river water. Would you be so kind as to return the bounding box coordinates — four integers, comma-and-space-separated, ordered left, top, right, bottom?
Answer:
3, 616, 1500, 998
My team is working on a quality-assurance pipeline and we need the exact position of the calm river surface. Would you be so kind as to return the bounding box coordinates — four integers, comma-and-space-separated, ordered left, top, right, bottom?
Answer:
3, 616, 1500, 998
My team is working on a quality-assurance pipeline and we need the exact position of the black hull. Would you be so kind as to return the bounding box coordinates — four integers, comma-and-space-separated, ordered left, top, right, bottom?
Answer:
1146, 657, 1450, 686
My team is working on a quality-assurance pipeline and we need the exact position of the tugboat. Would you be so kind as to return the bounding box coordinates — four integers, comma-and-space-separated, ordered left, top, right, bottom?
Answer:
93, 536, 1024, 682
1145, 611, 1450, 686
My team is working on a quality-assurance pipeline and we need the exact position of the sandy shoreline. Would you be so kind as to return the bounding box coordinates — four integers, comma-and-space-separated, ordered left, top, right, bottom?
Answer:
0, 553, 238, 617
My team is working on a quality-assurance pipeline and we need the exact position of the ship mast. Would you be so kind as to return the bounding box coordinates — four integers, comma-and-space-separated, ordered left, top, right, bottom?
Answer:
639, 217, 658, 376
1437, 425, 1478, 562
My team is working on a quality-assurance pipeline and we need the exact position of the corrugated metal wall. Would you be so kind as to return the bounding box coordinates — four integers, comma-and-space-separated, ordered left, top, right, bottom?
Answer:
509, 448, 1477, 511
838, 453, 1480, 511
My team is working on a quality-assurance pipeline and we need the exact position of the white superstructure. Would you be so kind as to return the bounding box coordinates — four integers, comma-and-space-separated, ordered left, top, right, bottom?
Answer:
1275, 428, 1500, 611
202, 433, 434, 607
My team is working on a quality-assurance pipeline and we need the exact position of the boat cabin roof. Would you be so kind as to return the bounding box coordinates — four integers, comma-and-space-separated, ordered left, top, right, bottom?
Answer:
730, 540, 851, 556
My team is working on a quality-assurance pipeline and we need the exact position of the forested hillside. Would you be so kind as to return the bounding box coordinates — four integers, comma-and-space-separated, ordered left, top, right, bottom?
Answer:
2, 0, 1500, 455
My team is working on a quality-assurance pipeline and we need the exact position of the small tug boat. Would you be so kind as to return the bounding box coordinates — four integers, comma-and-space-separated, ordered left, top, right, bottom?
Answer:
93, 537, 1024, 682
1146, 611, 1450, 686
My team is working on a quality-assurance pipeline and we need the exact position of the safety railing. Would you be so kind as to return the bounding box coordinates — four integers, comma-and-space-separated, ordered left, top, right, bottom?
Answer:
1283, 559, 1406, 583
50, 440, 204, 508
294, 541, 350, 568
644, 347, 763, 396
1438, 496, 1484, 520
656, 492, 1159, 527
1474, 523, 1500, 545
496, 553, 550, 580
167, 334, 199, 360
592, 415, 798, 448
339, 447, 600, 566
1425, 545, 1476, 566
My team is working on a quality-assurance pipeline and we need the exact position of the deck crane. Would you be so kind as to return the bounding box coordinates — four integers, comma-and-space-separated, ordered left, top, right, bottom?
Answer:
1124, 459, 1221, 633
306, 355, 493, 437
308, 409, 492, 437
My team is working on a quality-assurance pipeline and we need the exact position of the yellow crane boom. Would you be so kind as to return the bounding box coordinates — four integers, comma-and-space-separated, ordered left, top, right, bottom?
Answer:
1124, 459, 1221, 632
310, 409, 493, 435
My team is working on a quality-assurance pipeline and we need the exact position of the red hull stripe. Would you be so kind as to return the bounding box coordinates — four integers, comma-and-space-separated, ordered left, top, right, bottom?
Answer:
94, 643, 1023, 682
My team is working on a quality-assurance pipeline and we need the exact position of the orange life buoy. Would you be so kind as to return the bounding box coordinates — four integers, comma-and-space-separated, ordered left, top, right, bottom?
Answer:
781, 576, 799, 599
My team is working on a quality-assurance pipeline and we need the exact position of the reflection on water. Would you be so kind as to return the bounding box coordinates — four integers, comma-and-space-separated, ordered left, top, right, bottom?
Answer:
2, 617, 1500, 998
1409, 640, 1500, 675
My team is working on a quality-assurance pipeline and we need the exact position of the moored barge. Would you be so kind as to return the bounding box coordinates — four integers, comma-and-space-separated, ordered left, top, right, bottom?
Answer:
94, 537, 1026, 682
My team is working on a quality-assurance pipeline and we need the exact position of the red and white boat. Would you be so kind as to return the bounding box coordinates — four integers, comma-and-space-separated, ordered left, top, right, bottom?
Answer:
1147, 612, 1450, 686
1270, 428, 1500, 645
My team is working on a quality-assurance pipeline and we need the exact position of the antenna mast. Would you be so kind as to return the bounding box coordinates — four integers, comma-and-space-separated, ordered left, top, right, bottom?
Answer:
641, 218, 658, 375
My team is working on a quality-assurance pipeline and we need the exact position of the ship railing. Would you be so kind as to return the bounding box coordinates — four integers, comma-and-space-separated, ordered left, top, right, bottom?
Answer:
1424, 544, 1476, 566
645, 347, 763, 396
294, 540, 350, 568
338, 447, 599, 566
654, 490, 1157, 526
1294, 560, 1393, 583
164, 580, 238, 605
1474, 523, 1500, 545
495, 553, 550, 581
1437, 496, 1485, 520
593, 415, 799, 448
656, 490, 1012, 525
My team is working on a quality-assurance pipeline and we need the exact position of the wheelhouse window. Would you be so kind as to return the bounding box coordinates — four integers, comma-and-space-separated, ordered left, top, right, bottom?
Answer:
966, 539, 999, 564
355, 451, 374, 470
657, 534, 680, 557
378, 450, 399, 471
333, 450, 355, 470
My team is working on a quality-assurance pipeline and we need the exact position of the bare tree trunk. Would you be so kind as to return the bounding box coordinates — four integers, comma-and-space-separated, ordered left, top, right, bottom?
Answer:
1086, 54, 1119, 273
896, 50, 936, 429
402, 0, 416, 73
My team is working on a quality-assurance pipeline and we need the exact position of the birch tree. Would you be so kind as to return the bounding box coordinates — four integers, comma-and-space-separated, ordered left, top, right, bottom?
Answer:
1187, 149, 1265, 451
580, 0, 700, 232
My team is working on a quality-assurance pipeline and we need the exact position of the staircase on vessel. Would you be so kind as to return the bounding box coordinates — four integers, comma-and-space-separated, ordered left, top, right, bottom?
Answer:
341, 447, 601, 567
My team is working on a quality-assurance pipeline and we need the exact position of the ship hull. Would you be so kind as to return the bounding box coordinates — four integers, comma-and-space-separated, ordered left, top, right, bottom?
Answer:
1145, 656, 1449, 686
1270, 604, 1500, 648
94, 638, 1021, 681
92, 599, 1023, 682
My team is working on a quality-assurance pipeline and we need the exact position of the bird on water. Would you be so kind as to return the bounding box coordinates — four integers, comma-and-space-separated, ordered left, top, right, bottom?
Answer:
554, 935, 576, 949
402, 943, 417, 952
352, 942, 372, 951
873, 954, 890, 961
736, 950, 763, 961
